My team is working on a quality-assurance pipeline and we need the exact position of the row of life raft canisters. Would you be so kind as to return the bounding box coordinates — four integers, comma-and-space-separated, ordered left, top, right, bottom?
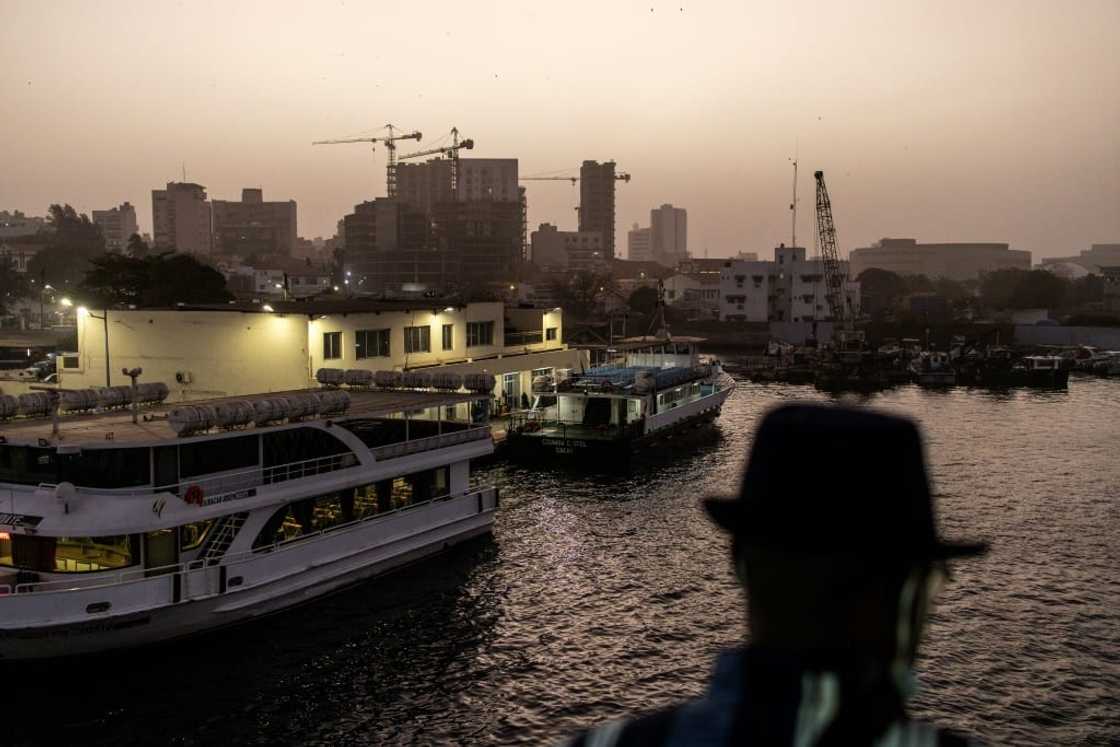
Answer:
0, 382, 171, 420
167, 390, 351, 436
315, 368, 495, 394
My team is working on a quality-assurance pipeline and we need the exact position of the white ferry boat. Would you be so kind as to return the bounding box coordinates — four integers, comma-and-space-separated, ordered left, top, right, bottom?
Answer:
0, 378, 497, 660
504, 335, 735, 460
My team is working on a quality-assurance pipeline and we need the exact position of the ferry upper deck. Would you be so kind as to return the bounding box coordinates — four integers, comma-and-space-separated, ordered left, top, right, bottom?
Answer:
0, 388, 483, 447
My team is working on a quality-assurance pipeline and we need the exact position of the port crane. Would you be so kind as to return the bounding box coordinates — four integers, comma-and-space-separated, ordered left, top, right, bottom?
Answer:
813, 170, 850, 327
398, 128, 475, 198
312, 124, 422, 199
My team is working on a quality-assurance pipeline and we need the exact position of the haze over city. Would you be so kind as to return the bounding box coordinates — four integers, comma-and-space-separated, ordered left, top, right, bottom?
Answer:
2, 0, 1117, 257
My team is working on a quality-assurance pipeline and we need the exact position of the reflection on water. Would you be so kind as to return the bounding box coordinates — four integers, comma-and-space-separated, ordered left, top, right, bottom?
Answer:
6, 377, 1119, 746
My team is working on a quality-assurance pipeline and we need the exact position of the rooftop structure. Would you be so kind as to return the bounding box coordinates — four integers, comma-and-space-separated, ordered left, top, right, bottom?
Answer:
1040, 244, 1120, 275
529, 223, 606, 272
211, 188, 298, 256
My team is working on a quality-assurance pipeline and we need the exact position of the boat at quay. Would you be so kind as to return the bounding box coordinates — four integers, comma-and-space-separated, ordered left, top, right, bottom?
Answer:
503, 335, 735, 460
0, 378, 497, 660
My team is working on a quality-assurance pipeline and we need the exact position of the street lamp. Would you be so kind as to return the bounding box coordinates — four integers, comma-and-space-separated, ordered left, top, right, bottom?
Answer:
40, 284, 55, 329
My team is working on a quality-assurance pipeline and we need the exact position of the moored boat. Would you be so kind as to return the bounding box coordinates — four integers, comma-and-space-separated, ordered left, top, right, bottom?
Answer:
0, 382, 497, 660
504, 335, 734, 460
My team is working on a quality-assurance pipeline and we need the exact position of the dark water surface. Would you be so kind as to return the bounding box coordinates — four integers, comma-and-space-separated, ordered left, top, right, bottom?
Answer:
8, 378, 1119, 745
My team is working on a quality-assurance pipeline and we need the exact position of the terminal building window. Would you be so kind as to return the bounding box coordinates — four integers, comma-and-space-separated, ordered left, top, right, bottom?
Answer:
545, 327, 558, 341
442, 324, 454, 351
467, 321, 494, 347
356, 328, 390, 358
404, 325, 430, 353
323, 331, 342, 360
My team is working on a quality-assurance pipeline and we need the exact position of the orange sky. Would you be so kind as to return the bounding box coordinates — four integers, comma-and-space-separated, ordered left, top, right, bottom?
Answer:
1, 0, 1117, 259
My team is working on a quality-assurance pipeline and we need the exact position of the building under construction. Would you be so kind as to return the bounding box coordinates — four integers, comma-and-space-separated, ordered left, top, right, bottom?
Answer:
344, 155, 525, 294
579, 160, 618, 259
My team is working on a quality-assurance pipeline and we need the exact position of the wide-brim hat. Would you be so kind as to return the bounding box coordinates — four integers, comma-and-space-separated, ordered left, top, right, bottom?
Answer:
704, 403, 988, 560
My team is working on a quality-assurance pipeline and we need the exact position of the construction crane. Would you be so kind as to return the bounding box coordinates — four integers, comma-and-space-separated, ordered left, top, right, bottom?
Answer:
520, 172, 632, 224
398, 128, 475, 198
813, 170, 849, 326
519, 173, 632, 185
312, 124, 422, 199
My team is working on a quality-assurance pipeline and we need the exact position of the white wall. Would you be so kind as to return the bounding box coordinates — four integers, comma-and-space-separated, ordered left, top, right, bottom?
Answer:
63, 309, 310, 398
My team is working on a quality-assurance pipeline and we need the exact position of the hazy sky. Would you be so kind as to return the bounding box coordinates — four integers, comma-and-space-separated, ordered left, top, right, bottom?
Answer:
2, 0, 1117, 260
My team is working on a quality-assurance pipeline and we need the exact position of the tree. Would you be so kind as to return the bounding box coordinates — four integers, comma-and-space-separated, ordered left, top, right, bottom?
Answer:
979, 268, 1026, 311
126, 233, 150, 259
0, 257, 30, 314
628, 285, 659, 316
81, 252, 233, 307
550, 271, 616, 318
26, 204, 106, 289
1009, 269, 1067, 309
855, 268, 907, 316
980, 268, 1071, 311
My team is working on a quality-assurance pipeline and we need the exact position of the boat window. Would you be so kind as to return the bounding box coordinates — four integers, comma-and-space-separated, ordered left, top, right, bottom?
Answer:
0, 446, 59, 486
251, 468, 451, 550
263, 427, 351, 469
59, 447, 150, 488
2, 534, 139, 573
179, 520, 214, 551
179, 435, 259, 478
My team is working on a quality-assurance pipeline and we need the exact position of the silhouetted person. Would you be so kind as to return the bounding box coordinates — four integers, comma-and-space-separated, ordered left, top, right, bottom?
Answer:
568, 403, 988, 746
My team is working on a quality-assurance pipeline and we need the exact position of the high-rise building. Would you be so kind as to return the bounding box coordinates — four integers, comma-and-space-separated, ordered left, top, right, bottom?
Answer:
579, 160, 617, 258
152, 182, 212, 254
211, 188, 298, 256
628, 222, 652, 262
92, 202, 139, 252
650, 203, 687, 266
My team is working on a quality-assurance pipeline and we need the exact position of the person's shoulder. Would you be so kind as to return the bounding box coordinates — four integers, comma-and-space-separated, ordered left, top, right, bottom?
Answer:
888, 720, 983, 747
562, 704, 679, 747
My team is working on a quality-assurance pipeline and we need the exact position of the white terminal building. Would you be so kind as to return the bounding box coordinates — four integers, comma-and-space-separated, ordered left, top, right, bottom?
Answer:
60, 300, 585, 410
719, 245, 861, 322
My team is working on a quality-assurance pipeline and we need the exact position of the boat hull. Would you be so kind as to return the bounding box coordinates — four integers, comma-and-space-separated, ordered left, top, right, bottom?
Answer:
0, 491, 496, 660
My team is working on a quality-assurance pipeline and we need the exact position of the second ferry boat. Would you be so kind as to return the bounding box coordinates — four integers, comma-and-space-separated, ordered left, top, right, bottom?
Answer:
504, 334, 735, 460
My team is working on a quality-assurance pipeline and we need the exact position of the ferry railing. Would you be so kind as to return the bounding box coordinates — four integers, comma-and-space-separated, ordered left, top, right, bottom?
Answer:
370, 425, 490, 461
7, 485, 498, 597
51, 452, 362, 499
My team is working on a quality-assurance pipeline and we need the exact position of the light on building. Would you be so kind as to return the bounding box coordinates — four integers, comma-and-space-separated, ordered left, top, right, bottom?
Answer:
553, 307, 562, 312
509, 284, 515, 291
444, 306, 455, 313
261, 304, 274, 312
333, 285, 339, 291
274, 283, 283, 289
59, 297, 73, 308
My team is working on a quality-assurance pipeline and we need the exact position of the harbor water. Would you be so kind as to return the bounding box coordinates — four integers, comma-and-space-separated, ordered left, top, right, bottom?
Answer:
8, 376, 1119, 745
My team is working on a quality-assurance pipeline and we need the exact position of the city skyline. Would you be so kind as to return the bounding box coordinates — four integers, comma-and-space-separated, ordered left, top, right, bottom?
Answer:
2, 1, 1117, 259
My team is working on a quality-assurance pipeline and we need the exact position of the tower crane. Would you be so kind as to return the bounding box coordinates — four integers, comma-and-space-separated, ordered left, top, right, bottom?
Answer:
813, 170, 850, 327
398, 128, 475, 198
518, 173, 632, 184
519, 172, 632, 223
312, 124, 422, 199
